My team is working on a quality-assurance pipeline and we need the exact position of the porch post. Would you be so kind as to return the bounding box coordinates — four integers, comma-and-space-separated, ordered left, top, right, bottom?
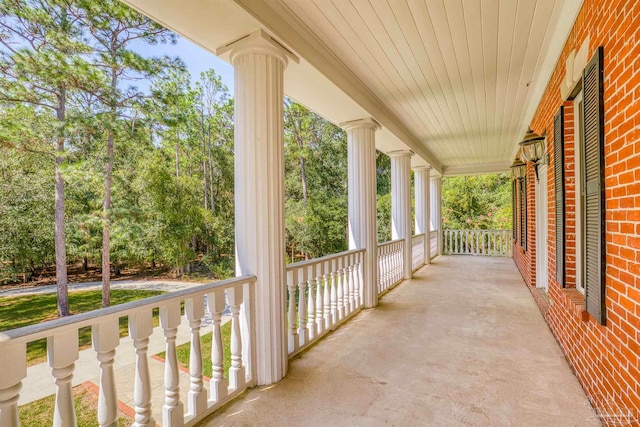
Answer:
342, 118, 380, 309
219, 30, 296, 385
414, 166, 431, 265
389, 150, 414, 279
431, 176, 443, 256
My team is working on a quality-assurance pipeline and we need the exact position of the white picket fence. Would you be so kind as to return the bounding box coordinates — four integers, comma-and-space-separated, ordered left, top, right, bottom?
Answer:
443, 229, 512, 257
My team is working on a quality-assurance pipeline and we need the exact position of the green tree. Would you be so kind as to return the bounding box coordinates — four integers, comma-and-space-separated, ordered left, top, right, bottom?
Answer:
72, 0, 177, 306
442, 174, 512, 230
0, 0, 101, 315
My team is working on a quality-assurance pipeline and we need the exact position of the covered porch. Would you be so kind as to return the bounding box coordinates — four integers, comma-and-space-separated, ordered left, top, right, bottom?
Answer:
202, 255, 595, 426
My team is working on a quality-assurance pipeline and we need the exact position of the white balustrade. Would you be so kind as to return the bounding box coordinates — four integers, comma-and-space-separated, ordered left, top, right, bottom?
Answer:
0, 275, 256, 427
377, 239, 404, 295
286, 249, 364, 356
411, 234, 426, 272
443, 229, 513, 257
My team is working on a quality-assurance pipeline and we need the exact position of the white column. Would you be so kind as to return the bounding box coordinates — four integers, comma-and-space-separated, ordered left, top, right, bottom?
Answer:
431, 176, 443, 256
218, 30, 297, 385
389, 150, 414, 279
414, 166, 431, 265
342, 118, 380, 309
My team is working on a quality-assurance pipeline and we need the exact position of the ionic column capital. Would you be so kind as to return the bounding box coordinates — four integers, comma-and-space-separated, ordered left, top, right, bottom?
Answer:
340, 117, 381, 132
217, 29, 299, 67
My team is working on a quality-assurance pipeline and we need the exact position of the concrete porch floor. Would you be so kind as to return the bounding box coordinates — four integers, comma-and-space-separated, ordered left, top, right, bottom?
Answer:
200, 256, 598, 426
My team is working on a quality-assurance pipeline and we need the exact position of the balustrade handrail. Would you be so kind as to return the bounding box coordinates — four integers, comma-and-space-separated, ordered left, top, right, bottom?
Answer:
0, 275, 256, 345
412, 233, 426, 239
286, 248, 365, 270
377, 238, 404, 249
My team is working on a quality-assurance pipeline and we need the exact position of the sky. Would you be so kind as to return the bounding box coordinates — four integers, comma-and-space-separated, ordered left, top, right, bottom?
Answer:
130, 36, 235, 95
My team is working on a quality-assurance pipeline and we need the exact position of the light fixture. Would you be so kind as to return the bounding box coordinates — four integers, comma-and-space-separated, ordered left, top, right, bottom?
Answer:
518, 127, 545, 181
510, 158, 527, 180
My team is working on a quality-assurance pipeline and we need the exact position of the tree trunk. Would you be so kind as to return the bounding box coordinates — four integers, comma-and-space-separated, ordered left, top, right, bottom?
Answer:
55, 90, 70, 317
102, 124, 113, 308
102, 66, 117, 309
207, 125, 215, 212
201, 111, 208, 210
295, 117, 308, 206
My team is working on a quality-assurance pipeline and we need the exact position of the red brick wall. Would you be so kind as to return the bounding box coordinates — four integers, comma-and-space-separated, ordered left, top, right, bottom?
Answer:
514, 163, 536, 288
520, 0, 640, 422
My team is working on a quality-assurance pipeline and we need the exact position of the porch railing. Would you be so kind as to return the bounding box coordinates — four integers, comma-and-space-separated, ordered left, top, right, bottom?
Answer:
411, 234, 425, 271
443, 229, 512, 257
285, 249, 364, 356
0, 275, 257, 427
377, 239, 404, 295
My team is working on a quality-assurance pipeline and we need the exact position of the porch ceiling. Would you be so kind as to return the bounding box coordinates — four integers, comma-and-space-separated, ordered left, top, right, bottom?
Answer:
122, 0, 583, 175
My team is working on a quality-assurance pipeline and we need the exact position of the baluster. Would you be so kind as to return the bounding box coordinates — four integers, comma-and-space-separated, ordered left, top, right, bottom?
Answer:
347, 262, 355, 313
227, 287, 246, 391
354, 254, 363, 308
160, 302, 183, 426
336, 258, 345, 320
307, 274, 316, 340
298, 270, 309, 345
0, 343, 26, 427
207, 289, 228, 402
184, 296, 206, 416
92, 319, 119, 427
315, 266, 324, 335
476, 230, 480, 255
129, 309, 155, 427
49, 329, 79, 427
323, 261, 331, 329
287, 270, 299, 354
330, 260, 338, 326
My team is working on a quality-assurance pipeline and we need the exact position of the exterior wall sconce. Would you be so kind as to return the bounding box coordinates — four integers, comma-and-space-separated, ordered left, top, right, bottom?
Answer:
518, 127, 545, 181
510, 158, 527, 180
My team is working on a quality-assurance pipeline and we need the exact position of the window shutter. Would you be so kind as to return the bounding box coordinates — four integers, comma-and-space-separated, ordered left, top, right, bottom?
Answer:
554, 107, 565, 286
512, 180, 516, 240
583, 46, 606, 325
523, 177, 528, 251
519, 178, 525, 246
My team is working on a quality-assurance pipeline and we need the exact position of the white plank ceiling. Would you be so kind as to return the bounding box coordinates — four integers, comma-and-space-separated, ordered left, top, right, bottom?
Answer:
276, 0, 567, 171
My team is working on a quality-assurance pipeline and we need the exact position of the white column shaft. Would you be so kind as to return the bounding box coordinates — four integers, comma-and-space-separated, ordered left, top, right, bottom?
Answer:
414, 167, 431, 265
344, 119, 379, 308
431, 177, 443, 256
231, 33, 290, 385
390, 151, 413, 279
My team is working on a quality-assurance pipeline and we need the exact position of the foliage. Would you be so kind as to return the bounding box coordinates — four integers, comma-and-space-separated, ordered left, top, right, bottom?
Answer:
442, 174, 512, 230
0, 289, 164, 363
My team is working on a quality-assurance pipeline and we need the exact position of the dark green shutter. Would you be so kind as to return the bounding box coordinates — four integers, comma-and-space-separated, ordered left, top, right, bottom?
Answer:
583, 46, 606, 325
523, 177, 528, 251
512, 180, 516, 240
519, 178, 525, 246
554, 107, 565, 286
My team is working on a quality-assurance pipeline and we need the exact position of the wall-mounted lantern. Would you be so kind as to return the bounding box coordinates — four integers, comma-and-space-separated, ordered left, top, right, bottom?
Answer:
510, 158, 527, 180
518, 127, 545, 181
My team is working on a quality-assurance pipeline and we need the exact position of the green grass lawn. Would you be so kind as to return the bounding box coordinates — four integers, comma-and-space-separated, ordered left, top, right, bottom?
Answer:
160, 322, 233, 378
0, 288, 164, 365
19, 383, 133, 426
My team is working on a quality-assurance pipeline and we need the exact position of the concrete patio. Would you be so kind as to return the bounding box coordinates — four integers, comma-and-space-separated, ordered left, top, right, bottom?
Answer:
199, 256, 598, 426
